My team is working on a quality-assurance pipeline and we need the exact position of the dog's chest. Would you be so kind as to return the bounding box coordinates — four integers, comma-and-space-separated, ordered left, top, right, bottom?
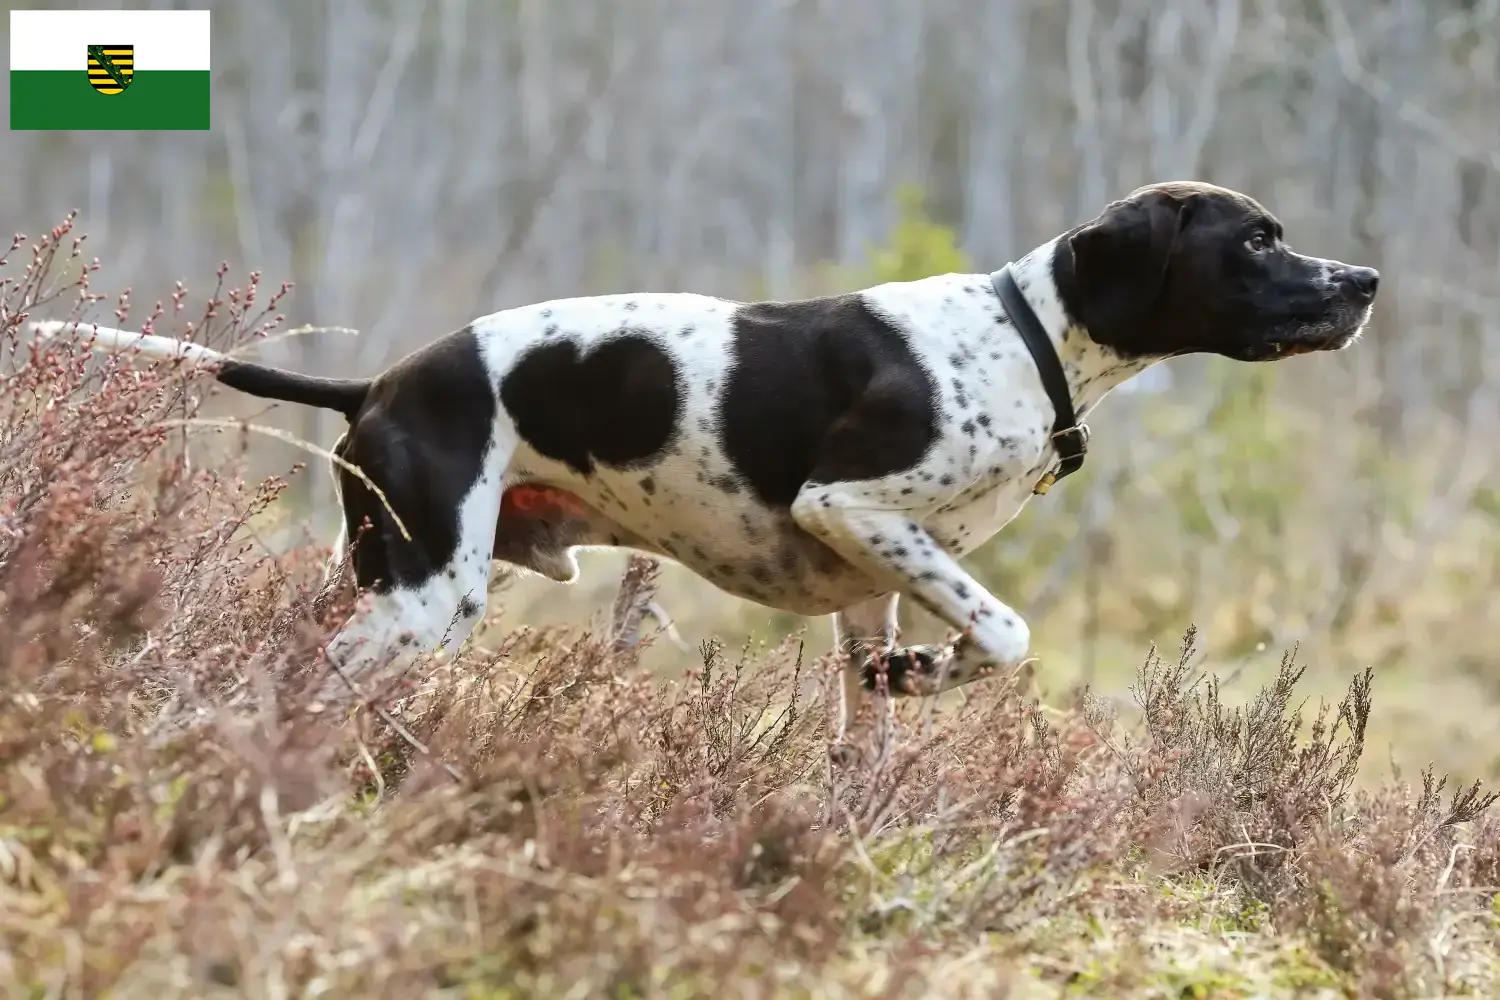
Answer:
921, 449, 1052, 557
904, 388, 1062, 557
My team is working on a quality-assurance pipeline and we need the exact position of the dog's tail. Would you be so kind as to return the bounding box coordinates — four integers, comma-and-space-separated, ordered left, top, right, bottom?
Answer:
29, 320, 370, 418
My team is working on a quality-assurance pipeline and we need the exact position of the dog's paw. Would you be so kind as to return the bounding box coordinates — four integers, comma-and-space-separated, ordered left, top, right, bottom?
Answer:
828, 740, 861, 769
861, 644, 954, 696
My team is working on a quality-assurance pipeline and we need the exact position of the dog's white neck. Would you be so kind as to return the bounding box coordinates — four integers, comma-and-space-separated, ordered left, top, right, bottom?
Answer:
1005, 238, 1161, 420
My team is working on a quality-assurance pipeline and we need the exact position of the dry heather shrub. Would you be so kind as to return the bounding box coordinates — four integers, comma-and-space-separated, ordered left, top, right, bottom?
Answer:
1084, 626, 1500, 997
1282, 770, 1500, 998
1086, 625, 1374, 895
0, 220, 356, 991
825, 685, 1135, 936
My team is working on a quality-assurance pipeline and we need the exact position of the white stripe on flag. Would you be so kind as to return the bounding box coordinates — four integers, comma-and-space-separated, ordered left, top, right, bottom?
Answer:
9, 10, 210, 72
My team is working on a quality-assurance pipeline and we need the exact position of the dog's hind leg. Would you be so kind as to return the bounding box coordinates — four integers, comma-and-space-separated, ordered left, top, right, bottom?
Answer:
318, 422, 515, 702
829, 593, 900, 741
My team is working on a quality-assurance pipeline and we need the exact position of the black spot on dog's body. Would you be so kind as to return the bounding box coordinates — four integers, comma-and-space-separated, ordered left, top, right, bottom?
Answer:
954, 392, 971, 412
336, 325, 497, 594
718, 295, 939, 508
500, 333, 681, 476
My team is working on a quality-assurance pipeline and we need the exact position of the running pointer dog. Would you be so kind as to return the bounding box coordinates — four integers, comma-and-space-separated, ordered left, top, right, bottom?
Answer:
32, 181, 1378, 744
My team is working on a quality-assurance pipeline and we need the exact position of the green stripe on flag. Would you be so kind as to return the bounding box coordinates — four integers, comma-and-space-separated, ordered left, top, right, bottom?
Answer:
10, 70, 210, 130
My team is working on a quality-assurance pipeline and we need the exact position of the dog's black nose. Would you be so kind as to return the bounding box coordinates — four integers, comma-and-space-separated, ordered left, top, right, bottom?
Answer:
1343, 266, 1380, 301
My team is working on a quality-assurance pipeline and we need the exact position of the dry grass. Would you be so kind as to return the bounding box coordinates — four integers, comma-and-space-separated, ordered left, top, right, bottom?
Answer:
4, 221, 1500, 999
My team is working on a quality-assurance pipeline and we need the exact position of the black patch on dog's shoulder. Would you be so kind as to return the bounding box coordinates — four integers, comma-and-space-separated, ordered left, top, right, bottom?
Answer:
337, 325, 497, 593
500, 333, 681, 476
719, 295, 939, 507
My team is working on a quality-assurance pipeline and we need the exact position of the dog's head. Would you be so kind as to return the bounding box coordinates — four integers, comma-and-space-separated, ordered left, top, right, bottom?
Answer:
1053, 181, 1378, 363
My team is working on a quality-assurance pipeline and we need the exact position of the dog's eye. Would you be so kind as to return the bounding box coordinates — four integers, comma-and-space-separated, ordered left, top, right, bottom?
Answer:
1245, 232, 1271, 253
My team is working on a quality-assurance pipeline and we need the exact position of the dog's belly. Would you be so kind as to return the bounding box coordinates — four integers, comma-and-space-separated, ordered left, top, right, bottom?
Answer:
646, 502, 887, 616
500, 464, 886, 617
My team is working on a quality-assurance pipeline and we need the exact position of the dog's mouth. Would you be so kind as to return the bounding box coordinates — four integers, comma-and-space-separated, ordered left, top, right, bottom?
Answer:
1270, 330, 1345, 357
1253, 301, 1373, 362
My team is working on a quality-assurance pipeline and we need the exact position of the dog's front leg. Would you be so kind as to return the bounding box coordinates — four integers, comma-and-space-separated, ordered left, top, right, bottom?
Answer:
793, 496, 1032, 698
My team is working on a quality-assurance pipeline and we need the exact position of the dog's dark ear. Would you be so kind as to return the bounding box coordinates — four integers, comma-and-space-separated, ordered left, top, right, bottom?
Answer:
1065, 190, 1195, 351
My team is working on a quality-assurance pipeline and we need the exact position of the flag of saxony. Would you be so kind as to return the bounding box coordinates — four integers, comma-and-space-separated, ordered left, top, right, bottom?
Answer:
10, 10, 210, 130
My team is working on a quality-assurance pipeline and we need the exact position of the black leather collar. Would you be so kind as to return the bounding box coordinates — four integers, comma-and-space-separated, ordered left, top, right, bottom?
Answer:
989, 265, 1089, 495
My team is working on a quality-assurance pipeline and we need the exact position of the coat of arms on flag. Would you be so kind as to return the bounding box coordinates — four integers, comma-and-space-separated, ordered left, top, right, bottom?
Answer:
86, 44, 134, 95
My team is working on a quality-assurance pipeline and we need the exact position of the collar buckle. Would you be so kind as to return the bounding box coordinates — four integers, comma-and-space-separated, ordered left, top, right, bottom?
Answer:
1050, 424, 1091, 450
1033, 425, 1089, 496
